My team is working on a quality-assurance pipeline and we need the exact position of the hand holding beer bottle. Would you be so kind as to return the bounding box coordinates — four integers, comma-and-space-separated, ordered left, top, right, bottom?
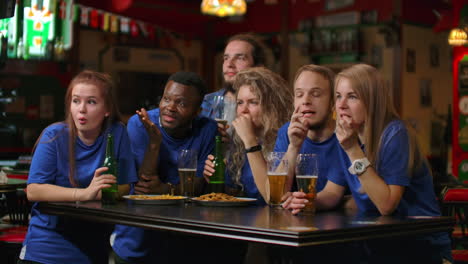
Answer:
101, 133, 119, 204
209, 136, 225, 193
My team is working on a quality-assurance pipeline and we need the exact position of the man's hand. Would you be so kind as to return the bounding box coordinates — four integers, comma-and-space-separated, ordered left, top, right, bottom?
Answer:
287, 106, 308, 150
137, 108, 162, 145
135, 174, 158, 194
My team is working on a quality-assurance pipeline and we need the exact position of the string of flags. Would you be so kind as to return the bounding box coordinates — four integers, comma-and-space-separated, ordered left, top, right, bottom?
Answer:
76, 3, 189, 47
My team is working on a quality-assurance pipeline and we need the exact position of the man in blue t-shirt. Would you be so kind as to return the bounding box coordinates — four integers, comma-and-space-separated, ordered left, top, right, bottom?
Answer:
274, 65, 342, 193
111, 72, 218, 264
200, 33, 266, 118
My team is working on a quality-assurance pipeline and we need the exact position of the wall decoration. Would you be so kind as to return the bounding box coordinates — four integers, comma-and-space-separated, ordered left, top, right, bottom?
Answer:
419, 79, 432, 108
430, 44, 439, 67
406, 48, 415, 73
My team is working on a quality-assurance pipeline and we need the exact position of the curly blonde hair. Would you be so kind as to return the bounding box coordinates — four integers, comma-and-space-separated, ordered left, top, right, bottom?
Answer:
228, 67, 293, 188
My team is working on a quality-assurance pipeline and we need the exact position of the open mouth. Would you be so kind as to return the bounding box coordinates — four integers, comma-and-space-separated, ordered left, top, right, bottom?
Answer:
161, 114, 176, 123
301, 110, 316, 118
78, 117, 87, 125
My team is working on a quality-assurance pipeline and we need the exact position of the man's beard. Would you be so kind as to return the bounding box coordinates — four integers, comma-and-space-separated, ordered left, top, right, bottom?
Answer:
223, 81, 235, 94
307, 117, 329, 131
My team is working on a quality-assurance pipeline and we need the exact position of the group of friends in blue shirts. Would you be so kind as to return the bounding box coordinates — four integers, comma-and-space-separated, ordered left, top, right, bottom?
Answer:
17, 33, 452, 264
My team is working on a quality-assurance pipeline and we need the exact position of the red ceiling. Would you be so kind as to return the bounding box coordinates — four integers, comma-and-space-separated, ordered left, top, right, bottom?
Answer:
77, 0, 452, 38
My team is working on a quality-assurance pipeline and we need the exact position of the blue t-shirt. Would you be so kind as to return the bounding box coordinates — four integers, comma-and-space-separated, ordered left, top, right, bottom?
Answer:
225, 157, 266, 205
274, 122, 344, 192
200, 88, 226, 118
21, 122, 138, 264
112, 108, 217, 263
328, 120, 451, 261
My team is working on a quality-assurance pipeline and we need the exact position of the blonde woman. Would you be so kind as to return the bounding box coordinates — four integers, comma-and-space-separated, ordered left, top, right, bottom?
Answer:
285, 64, 452, 263
204, 67, 293, 203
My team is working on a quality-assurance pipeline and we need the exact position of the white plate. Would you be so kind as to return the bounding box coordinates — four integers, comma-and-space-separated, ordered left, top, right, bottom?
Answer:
123, 195, 187, 205
191, 197, 257, 207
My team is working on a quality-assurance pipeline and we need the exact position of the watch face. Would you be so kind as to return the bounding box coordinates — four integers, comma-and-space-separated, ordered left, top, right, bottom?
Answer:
355, 162, 363, 171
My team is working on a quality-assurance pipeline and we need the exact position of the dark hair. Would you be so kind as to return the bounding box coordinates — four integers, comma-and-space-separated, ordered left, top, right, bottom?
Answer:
168, 71, 207, 104
227, 33, 266, 66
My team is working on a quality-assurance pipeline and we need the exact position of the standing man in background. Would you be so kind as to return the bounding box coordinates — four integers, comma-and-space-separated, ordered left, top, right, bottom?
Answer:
200, 33, 267, 118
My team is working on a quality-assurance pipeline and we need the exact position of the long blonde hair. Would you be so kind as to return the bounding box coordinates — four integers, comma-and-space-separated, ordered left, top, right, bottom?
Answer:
336, 64, 422, 171
34, 70, 122, 187
228, 67, 293, 187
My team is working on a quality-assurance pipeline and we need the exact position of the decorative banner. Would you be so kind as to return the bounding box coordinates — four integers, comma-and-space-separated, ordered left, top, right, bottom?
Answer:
80, 6, 89, 26
89, 9, 100, 28
102, 12, 110, 31
110, 15, 119, 33
138, 21, 147, 37
130, 19, 139, 37
120, 17, 129, 34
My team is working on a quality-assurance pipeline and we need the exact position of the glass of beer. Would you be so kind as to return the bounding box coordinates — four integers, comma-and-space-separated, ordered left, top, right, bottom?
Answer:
177, 149, 198, 197
210, 95, 236, 131
267, 152, 288, 209
295, 154, 319, 214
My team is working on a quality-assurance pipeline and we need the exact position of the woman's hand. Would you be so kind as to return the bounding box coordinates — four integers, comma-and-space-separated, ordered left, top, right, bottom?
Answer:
82, 167, 116, 201
232, 114, 257, 148
137, 108, 162, 145
282, 191, 308, 215
335, 115, 360, 152
288, 106, 308, 150
203, 155, 215, 183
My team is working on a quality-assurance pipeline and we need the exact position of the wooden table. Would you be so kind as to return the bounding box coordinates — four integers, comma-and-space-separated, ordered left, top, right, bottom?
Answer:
38, 200, 454, 247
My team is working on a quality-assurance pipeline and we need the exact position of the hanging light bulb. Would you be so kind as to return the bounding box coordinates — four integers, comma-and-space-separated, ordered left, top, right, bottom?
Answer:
448, 27, 468, 46
201, 0, 247, 17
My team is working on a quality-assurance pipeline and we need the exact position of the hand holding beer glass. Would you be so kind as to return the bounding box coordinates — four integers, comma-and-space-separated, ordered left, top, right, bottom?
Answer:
267, 152, 288, 208
295, 154, 319, 214
177, 149, 198, 197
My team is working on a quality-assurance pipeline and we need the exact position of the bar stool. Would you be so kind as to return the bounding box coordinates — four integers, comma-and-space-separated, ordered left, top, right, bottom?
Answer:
0, 188, 30, 264
442, 187, 468, 263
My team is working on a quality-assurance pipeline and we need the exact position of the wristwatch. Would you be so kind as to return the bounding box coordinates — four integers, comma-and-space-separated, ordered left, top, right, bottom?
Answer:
245, 145, 262, 153
348, 158, 371, 176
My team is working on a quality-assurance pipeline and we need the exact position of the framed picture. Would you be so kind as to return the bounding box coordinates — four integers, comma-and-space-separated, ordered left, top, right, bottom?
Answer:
406, 49, 415, 73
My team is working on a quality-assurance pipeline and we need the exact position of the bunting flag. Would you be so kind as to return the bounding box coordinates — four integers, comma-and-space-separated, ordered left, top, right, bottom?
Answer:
80, 6, 89, 26
138, 21, 147, 37
102, 12, 110, 31
110, 15, 119, 33
147, 24, 155, 40
59, 0, 67, 19
89, 9, 100, 28
77, 4, 176, 41
120, 17, 129, 33
130, 19, 139, 37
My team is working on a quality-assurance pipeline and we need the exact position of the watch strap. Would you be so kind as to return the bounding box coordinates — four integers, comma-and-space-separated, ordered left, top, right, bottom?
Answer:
245, 145, 262, 153
348, 158, 371, 176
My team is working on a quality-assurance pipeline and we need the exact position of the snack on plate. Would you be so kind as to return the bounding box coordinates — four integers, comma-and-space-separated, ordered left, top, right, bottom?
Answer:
129, 194, 185, 200
195, 193, 243, 202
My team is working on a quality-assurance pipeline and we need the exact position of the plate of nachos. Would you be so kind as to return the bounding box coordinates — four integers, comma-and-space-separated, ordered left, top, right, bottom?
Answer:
191, 193, 257, 207
123, 194, 187, 205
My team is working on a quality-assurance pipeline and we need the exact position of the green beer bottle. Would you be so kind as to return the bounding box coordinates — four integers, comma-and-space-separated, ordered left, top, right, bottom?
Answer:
209, 136, 225, 193
102, 133, 118, 204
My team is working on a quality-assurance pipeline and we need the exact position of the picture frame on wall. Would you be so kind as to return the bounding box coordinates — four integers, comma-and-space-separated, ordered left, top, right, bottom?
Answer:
406, 49, 416, 73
